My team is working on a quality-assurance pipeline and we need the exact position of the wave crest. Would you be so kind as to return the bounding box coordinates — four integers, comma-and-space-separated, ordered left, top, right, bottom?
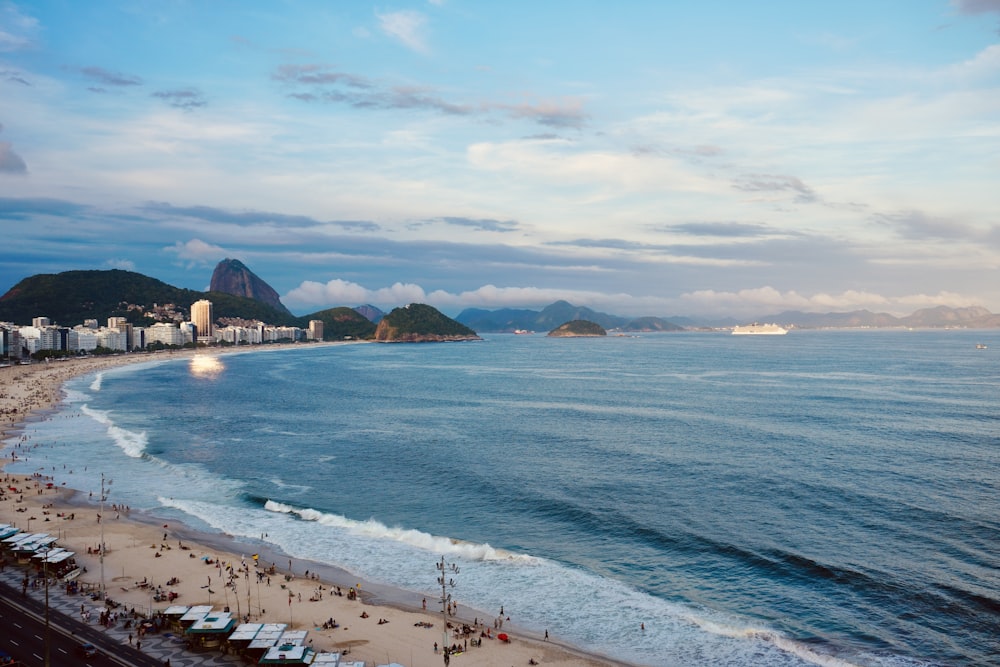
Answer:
264, 500, 535, 564
81, 404, 147, 458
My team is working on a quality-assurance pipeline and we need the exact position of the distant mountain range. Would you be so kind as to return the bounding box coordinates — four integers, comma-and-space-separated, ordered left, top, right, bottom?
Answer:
457, 300, 1000, 331
456, 300, 685, 332
2, 265, 999, 333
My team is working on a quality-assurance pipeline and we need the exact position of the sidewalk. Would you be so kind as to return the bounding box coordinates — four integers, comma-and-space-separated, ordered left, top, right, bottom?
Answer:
1, 565, 244, 666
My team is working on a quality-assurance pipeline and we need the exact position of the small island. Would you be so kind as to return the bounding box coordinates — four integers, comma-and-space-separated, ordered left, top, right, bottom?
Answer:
547, 319, 607, 337
374, 303, 482, 342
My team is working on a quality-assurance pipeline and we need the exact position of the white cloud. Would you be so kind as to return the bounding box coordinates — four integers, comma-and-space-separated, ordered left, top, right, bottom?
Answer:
0, 3, 39, 52
165, 238, 227, 265
282, 277, 987, 321
284, 279, 428, 308
678, 286, 983, 317
377, 10, 429, 53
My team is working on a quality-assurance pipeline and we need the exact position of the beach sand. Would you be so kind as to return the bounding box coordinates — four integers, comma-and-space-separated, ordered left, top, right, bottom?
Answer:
1, 351, 628, 667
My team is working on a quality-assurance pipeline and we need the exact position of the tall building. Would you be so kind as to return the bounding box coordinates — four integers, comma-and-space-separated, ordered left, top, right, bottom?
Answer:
308, 320, 324, 341
191, 299, 214, 343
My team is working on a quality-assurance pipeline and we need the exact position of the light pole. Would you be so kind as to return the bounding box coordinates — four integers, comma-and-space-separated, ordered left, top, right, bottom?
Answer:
99, 474, 112, 601
435, 555, 459, 660
41, 543, 51, 667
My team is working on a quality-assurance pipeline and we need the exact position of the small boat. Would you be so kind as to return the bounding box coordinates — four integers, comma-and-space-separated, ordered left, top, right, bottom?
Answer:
976, 343, 988, 350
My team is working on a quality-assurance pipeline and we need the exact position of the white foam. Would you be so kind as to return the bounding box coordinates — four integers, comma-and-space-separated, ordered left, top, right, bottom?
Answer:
80, 404, 148, 458
264, 501, 534, 563
90, 372, 103, 392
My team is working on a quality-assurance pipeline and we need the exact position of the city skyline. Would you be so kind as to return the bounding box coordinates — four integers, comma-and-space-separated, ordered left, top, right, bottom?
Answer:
1, 1, 999, 318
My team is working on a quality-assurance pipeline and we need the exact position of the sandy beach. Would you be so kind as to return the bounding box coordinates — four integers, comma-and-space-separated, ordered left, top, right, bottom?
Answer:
1, 351, 626, 667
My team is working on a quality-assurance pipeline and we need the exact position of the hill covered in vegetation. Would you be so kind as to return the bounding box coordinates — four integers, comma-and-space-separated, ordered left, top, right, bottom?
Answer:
374, 303, 481, 342
547, 320, 607, 337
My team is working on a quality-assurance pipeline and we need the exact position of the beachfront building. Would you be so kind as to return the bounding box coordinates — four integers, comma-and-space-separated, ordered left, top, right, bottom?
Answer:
191, 299, 215, 344
307, 320, 324, 341
95, 327, 127, 351
262, 325, 302, 343
0, 324, 20, 361
146, 322, 186, 347
68, 327, 99, 352
18, 324, 67, 353
216, 323, 264, 345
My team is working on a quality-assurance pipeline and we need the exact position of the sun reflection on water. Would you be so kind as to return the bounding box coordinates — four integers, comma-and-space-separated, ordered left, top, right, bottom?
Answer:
189, 355, 225, 379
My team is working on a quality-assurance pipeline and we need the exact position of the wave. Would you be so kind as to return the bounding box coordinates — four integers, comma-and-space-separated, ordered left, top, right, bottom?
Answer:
90, 373, 103, 392
80, 404, 148, 458
264, 500, 535, 563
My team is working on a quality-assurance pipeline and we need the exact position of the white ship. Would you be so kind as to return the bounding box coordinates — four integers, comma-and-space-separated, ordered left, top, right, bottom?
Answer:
732, 323, 788, 335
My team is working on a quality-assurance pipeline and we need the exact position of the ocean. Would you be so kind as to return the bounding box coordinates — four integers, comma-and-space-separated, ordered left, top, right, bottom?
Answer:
4, 330, 998, 667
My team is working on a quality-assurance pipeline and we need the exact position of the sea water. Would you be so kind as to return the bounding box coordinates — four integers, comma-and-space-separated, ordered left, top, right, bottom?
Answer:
5, 330, 999, 667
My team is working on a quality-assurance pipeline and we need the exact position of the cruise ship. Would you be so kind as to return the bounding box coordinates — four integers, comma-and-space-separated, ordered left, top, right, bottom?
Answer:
731, 323, 788, 335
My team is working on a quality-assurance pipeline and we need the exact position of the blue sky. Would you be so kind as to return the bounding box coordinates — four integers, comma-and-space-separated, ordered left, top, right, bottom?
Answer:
1, 0, 998, 318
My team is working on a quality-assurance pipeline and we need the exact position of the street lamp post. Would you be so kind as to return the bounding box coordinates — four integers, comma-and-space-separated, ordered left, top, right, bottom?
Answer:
41, 543, 51, 667
99, 474, 112, 601
435, 555, 459, 661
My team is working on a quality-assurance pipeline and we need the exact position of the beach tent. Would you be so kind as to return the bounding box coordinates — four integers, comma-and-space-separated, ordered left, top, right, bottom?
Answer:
308, 654, 342, 665
0, 525, 19, 540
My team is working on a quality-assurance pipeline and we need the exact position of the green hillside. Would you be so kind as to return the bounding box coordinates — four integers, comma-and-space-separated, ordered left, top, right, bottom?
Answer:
374, 303, 480, 341
299, 306, 378, 340
0, 270, 299, 327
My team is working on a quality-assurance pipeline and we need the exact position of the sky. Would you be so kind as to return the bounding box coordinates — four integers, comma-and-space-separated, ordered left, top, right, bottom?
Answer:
1, 0, 999, 319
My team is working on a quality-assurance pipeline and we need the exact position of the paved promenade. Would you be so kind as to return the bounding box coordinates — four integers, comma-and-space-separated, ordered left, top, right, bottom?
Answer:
1, 564, 244, 666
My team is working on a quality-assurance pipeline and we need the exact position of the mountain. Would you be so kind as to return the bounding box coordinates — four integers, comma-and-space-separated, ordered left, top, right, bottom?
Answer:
299, 306, 377, 341
353, 304, 385, 323
374, 303, 481, 342
547, 320, 607, 337
754, 306, 1000, 329
621, 316, 685, 332
455, 300, 641, 332
0, 269, 299, 327
210, 258, 292, 316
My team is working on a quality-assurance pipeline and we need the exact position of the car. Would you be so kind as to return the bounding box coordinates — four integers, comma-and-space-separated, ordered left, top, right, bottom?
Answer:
76, 642, 99, 658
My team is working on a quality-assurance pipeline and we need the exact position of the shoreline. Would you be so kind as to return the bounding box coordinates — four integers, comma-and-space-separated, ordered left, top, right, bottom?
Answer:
0, 347, 633, 667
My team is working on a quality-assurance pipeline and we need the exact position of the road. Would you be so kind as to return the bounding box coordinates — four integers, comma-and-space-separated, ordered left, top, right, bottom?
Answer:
0, 578, 167, 666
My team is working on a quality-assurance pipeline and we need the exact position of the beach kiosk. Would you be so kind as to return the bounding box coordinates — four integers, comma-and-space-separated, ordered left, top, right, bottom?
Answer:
178, 605, 213, 632
279, 630, 308, 646
258, 644, 315, 664
226, 622, 263, 653
239, 623, 287, 662
186, 611, 236, 649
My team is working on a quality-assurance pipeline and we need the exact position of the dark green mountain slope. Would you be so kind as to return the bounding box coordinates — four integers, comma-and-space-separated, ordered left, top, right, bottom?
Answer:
0, 270, 298, 326
299, 306, 377, 340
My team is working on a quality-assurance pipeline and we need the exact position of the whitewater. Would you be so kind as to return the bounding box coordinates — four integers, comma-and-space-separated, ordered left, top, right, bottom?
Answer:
5, 330, 998, 666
